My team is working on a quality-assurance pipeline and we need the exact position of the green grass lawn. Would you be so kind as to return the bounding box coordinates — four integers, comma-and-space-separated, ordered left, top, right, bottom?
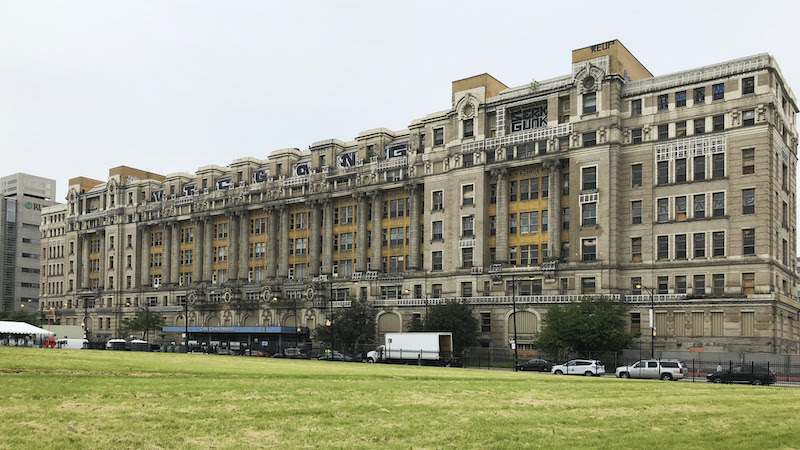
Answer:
1, 347, 799, 449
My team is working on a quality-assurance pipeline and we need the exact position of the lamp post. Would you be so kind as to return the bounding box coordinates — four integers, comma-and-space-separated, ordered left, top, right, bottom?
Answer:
184, 287, 189, 351
634, 283, 655, 358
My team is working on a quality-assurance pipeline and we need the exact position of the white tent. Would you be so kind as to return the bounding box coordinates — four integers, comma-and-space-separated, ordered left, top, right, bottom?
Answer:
0, 321, 55, 336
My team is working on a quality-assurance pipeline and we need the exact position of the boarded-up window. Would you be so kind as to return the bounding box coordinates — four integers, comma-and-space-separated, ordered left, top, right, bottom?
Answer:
692, 312, 704, 336
378, 313, 401, 333
674, 312, 686, 336
742, 273, 755, 295
508, 311, 538, 336
741, 312, 755, 337
630, 313, 641, 334
655, 312, 667, 337
711, 312, 724, 336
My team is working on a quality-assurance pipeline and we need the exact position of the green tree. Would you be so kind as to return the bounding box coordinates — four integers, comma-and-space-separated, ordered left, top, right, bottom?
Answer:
312, 297, 377, 353
0, 309, 42, 326
410, 301, 479, 351
118, 307, 165, 341
534, 296, 637, 357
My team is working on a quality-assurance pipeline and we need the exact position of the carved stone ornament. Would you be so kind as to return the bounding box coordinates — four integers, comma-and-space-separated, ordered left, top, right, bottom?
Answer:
574, 63, 606, 94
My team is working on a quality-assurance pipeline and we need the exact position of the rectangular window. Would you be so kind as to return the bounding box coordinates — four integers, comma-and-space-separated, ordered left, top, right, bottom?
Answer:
713, 274, 725, 297
433, 127, 444, 146
692, 311, 704, 335
432, 191, 443, 211
657, 161, 669, 185
676, 234, 687, 259
676, 276, 687, 294
632, 237, 642, 262
631, 164, 642, 187
742, 188, 755, 214
541, 176, 549, 198
583, 93, 596, 114
658, 94, 669, 110
742, 109, 755, 126
630, 312, 641, 334
432, 251, 443, 271
581, 277, 596, 294
462, 185, 474, 206
712, 83, 724, 100
582, 166, 597, 190
463, 119, 474, 138
742, 77, 755, 95
713, 115, 724, 131
742, 228, 755, 255
694, 87, 705, 104
481, 313, 492, 333
509, 213, 517, 234
694, 156, 706, 181
541, 210, 548, 231
712, 231, 725, 257
582, 202, 597, 226
432, 221, 443, 240
676, 91, 687, 107
694, 118, 705, 135
657, 235, 669, 260
676, 196, 687, 221
712, 153, 725, 179
742, 273, 755, 295
712, 192, 725, 217
631, 99, 642, 115
583, 132, 596, 147
675, 158, 687, 183
694, 233, 706, 258
676, 121, 687, 137
631, 128, 642, 144
559, 96, 570, 123
742, 148, 755, 174
658, 276, 669, 294
658, 125, 669, 141
461, 248, 474, 268
462, 216, 474, 237
582, 238, 596, 261
562, 208, 570, 230
741, 311, 755, 336
657, 198, 669, 222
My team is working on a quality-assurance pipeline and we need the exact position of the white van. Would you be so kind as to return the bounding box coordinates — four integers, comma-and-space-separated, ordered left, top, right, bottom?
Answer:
56, 338, 89, 349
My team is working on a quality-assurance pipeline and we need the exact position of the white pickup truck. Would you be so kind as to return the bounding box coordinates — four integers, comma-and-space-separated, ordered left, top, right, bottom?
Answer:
615, 359, 687, 381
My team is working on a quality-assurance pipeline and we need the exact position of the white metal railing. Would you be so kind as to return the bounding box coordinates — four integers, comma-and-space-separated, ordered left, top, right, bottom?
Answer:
623, 54, 771, 97
655, 134, 726, 162
624, 294, 688, 303
175, 196, 193, 206
369, 294, 621, 308
462, 123, 572, 154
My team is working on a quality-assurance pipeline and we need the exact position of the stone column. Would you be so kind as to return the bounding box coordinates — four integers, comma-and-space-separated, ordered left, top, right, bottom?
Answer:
322, 200, 334, 275
405, 184, 421, 270
140, 226, 151, 287
170, 222, 180, 284
546, 159, 563, 259
203, 219, 213, 282
278, 206, 290, 277
239, 211, 250, 281
266, 207, 278, 279
492, 168, 509, 264
370, 191, 382, 272
228, 214, 239, 280
81, 235, 90, 289
162, 223, 171, 285
355, 193, 368, 272
309, 201, 321, 277
192, 219, 204, 284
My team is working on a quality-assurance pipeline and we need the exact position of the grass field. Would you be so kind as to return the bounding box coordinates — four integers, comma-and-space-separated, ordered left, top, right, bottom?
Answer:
2, 347, 800, 449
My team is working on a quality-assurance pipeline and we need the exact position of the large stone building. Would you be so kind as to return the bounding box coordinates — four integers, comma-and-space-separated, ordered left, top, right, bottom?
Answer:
40, 40, 800, 354
1, 173, 56, 313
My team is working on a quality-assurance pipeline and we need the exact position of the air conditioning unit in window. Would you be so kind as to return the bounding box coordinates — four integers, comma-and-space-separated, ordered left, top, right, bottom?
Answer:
471, 266, 483, 274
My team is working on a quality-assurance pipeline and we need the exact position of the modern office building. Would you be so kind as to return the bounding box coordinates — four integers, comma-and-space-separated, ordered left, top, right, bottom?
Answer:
40, 40, 800, 353
1, 173, 56, 313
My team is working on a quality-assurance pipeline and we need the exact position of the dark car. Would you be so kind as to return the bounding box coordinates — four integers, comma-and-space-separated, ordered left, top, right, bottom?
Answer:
516, 359, 554, 372
707, 365, 776, 385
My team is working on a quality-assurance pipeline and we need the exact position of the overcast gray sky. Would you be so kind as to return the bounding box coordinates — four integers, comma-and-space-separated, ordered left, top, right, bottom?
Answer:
2, 0, 799, 199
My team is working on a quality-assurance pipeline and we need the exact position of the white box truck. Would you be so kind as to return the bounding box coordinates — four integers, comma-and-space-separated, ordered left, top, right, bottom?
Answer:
366, 332, 457, 366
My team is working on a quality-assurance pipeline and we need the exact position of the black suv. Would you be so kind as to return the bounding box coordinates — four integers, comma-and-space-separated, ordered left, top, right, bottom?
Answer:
707, 365, 776, 385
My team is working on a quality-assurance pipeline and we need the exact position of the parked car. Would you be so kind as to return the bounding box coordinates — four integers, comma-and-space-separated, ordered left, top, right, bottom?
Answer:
615, 359, 687, 381
707, 365, 776, 385
516, 359, 554, 372
243, 350, 270, 357
552, 359, 605, 376
318, 351, 354, 362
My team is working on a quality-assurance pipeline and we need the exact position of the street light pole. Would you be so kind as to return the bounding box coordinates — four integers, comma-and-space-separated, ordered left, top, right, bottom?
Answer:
635, 284, 655, 358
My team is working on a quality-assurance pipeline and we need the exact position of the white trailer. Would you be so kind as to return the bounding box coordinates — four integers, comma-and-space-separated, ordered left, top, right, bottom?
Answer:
366, 332, 456, 365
